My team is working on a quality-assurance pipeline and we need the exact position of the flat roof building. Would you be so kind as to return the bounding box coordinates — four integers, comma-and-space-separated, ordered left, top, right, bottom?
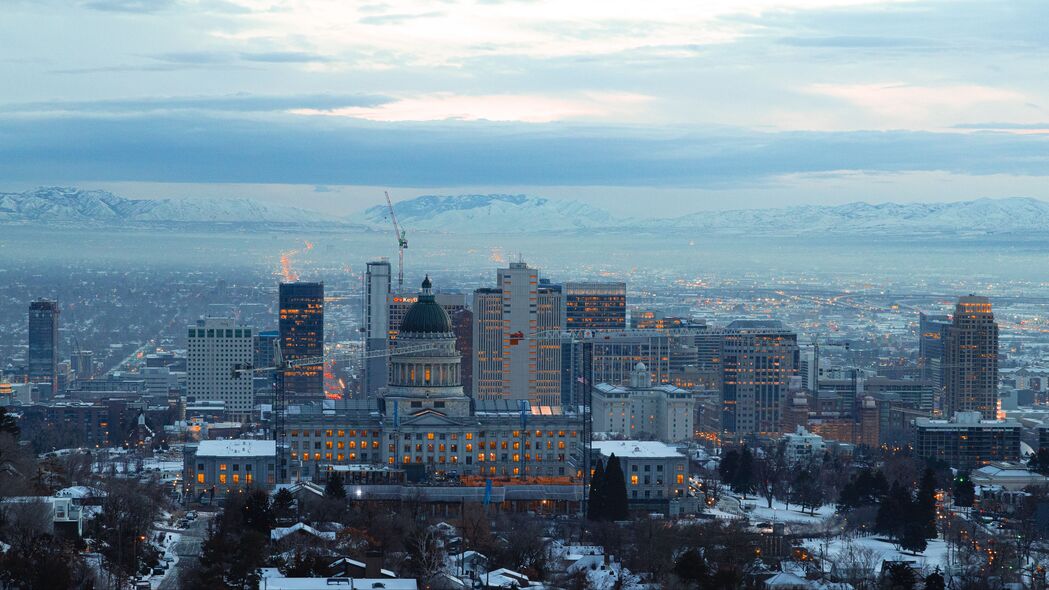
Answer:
914, 411, 1020, 468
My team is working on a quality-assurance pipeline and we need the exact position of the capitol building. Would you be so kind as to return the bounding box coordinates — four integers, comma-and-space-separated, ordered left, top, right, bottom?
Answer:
284, 277, 584, 484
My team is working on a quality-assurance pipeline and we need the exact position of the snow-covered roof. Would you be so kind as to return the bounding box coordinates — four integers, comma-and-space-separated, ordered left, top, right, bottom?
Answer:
270, 522, 337, 542
765, 572, 813, 589
260, 577, 416, 589
195, 439, 275, 457
56, 486, 104, 499
592, 440, 684, 459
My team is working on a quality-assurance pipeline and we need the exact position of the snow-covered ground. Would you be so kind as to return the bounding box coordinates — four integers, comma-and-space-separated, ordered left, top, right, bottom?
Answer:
739, 497, 837, 527
805, 535, 950, 574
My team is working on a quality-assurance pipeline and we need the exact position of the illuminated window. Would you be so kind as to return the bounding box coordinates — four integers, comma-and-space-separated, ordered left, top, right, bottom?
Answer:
219, 474, 227, 484
337, 453, 344, 461
246, 474, 253, 484
232, 474, 240, 484
337, 441, 345, 449
677, 474, 685, 484
219, 464, 227, 471
466, 444, 473, 452
325, 441, 333, 449
465, 433, 473, 440
631, 475, 638, 485
427, 432, 435, 440
197, 473, 204, 484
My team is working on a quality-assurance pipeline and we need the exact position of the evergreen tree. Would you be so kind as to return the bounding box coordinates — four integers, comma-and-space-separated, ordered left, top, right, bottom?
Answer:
924, 569, 946, 590
916, 467, 938, 539
273, 487, 294, 518
732, 445, 754, 497
587, 459, 606, 521
1028, 448, 1049, 476
673, 548, 708, 589
604, 454, 630, 521
952, 473, 975, 508
718, 449, 740, 484
876, 481, 908, 538
900, 521, 928, 554
884, 562, 916, 590
325, 471, 347, 500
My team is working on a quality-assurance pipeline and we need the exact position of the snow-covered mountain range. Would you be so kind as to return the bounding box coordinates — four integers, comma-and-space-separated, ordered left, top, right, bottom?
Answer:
348, 194, 619, 232
0, 187, 325, 224
642, 197, 1049, 235
3, 187, 1048, 236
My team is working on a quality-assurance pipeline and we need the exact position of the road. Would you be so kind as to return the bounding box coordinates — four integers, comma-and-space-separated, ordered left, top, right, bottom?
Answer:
157, 515, 211, 590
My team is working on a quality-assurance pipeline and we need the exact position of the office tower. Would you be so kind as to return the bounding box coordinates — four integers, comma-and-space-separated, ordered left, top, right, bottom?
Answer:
279, 282, 325, 399
72, 350, 94, 381
915, 412, 1019, 468
471, 261, 562, 407
28, 300, 60, 397
564, 281, 626, 331
364, 260, 391, 399
580, 330, 671, 388
500, 262, 538, 403
536, 282, 564, 407
254, 330, 280, 370
450, 309, 473, 395
720, 320, 799, 437
919, 312, 951, 388
472, 288, 504, 400
944, 295, 999, 420
188, 317, 255, 418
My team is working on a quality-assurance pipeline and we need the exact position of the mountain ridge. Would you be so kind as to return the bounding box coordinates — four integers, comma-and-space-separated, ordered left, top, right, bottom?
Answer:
0, 186, 333, 224
3, 187, 1048, 236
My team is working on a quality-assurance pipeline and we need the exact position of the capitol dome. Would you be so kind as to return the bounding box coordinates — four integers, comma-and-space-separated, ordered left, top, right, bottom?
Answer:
399, 275, 452, 335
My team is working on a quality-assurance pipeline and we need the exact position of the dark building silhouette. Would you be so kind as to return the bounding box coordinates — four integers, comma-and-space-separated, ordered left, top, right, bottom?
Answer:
919, 312, 951, 389
450, 308, 473, 396
29, 300, 60, 397
279, 282, 324, 399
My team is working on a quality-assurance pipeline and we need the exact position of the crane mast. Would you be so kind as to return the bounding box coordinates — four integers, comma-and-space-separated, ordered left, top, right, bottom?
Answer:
384, 191, 408, 290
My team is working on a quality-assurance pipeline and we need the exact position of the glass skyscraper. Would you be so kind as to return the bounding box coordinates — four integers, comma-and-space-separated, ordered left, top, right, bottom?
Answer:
279, 282, 324, 399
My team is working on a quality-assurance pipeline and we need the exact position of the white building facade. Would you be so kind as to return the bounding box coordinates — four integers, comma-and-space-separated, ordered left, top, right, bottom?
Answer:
187, 317, 255, 419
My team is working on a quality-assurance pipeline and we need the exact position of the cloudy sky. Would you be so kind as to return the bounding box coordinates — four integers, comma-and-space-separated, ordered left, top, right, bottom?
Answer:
2, 0, 1048, 216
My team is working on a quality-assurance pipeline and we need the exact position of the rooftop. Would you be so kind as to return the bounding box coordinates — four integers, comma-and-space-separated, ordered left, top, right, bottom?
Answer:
592, 440, 684, 459
195, 439, 275, 457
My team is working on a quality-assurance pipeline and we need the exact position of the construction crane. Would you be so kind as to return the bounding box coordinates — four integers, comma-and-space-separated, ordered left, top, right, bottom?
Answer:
384, 191, 408, 290
230, 339, 441, 486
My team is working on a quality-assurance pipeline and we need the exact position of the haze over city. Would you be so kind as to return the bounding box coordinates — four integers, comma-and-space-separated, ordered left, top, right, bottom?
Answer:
2, 2, 1049, 590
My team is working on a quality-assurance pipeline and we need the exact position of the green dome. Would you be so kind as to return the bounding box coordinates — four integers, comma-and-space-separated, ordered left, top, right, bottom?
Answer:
400, 276, 451, 334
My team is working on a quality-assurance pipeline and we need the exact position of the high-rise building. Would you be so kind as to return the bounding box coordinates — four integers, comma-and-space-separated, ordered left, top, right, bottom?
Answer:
188, 317, 255, 418
28, 300, 60, 397
944, 295, 999, 420
919, 312, 951, 388
450, 308, 473, 395
72, 350, 95, 381
472, 288, 504, 401
254, 330, 280, 370
536, 282, 564, 407
720, 320, 798, 437
279, 282, 324, 400
471, 262, 563, 407
581, 330, 671, 388
564, 281, 626, 332
363, 261, 391, 399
